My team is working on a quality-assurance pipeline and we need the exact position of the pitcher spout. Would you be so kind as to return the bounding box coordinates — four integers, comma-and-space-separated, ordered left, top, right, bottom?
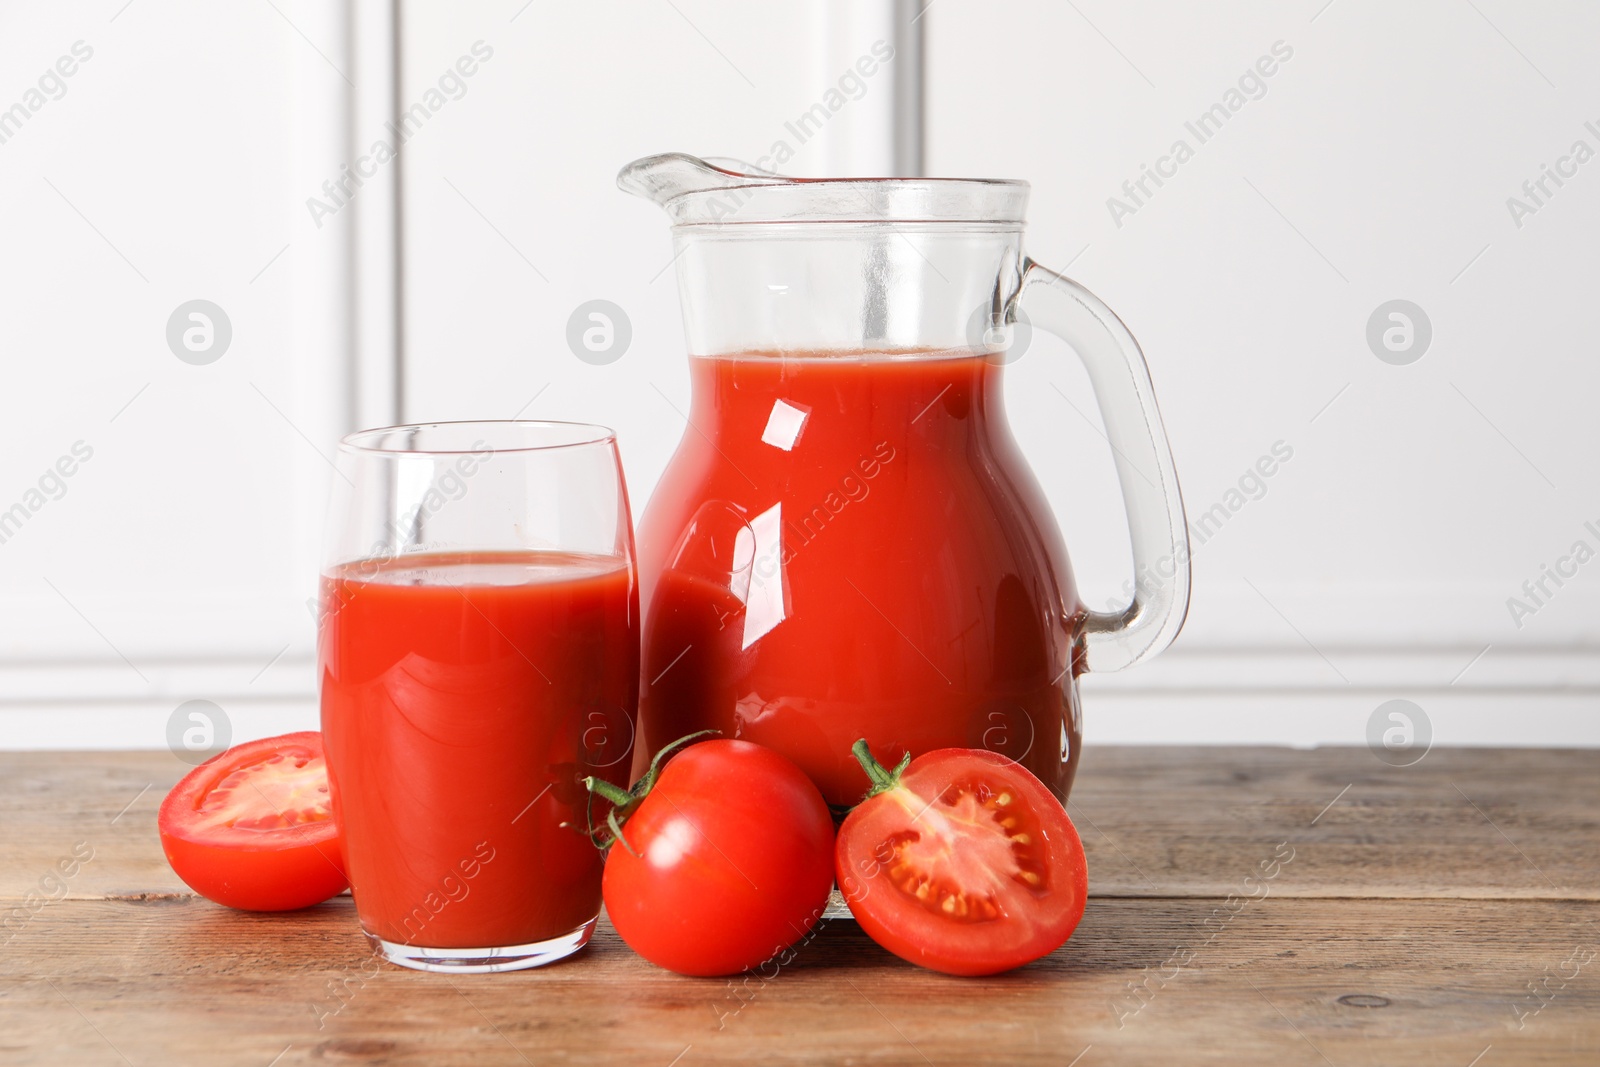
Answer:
617, 153, 788, 209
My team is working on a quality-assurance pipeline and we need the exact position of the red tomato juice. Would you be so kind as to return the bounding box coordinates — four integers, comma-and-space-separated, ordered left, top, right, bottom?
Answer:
637, 352, 1084, 809
320, 552, 637, 948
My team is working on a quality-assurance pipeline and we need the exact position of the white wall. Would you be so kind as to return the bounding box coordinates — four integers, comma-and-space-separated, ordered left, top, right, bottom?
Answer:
929, 0, 1600, 743
0, 1, 352, 749
2, 1, 1595, 749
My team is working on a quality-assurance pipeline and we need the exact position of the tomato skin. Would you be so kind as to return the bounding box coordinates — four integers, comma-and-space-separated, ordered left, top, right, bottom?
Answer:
601, 739, 835, 977
836, 747, 1088, 976
158, 731, 348, 912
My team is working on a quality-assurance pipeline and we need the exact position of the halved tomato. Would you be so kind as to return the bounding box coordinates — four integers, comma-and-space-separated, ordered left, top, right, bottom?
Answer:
158, 731, 347, 911
836, 742, 1088, 976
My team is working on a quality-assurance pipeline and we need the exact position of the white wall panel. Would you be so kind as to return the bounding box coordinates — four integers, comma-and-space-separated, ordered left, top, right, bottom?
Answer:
5, 1, 1595, 747
923, 0, 1600, 741
0, 1, 353, 745
927, 1, 1600, 650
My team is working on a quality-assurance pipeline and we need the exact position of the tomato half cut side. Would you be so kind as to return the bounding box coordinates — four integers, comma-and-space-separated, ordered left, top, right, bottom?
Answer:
158, 731, 348, 912
836, 745, 1088, 976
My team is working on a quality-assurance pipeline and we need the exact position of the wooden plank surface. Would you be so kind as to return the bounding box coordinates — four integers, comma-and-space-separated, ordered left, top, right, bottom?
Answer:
3, 897, 1595, 1066
2, 747, 1596, 1065
4, 747, 1594, 900
1066, 745, 1600, 899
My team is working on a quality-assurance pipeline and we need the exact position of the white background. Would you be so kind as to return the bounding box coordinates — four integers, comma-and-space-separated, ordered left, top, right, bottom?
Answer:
1, 0, 1596, 750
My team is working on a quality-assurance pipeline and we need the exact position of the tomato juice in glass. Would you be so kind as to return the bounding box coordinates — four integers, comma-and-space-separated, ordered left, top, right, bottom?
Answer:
636, 352, 1084, 809
319, 422, 638, 972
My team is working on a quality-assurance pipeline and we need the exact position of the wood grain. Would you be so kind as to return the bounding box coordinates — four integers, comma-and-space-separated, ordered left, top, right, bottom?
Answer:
1067, 745, 1600, 899
0, 750, 189, 900
3, 747, 1594, 901
2, 897, 1595, 1066
1, 747, 1596, 1065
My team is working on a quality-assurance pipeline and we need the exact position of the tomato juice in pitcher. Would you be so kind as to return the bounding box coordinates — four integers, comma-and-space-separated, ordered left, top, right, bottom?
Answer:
639, 351, 1082, 807
621, 155, 1190, 807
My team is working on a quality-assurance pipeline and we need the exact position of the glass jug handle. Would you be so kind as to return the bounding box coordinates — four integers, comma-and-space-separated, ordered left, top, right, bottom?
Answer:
1016, 258, 1191, 673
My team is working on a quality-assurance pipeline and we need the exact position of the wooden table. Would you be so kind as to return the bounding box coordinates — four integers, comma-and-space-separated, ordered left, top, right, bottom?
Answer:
3, 747, 1595, 1066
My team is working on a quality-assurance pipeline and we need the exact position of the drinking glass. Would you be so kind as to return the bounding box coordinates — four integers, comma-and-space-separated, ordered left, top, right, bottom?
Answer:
318, 421, 638, 972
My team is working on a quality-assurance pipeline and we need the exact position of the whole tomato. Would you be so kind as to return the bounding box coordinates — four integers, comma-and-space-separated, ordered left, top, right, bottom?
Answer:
588, 735, 835, 977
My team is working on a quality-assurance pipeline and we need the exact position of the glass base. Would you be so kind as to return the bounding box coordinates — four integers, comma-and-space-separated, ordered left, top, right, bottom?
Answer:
822, 886, 855, 920
366, 917, 596, 973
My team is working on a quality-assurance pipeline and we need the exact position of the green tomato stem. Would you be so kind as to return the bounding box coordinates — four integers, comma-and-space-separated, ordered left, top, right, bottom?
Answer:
850, 738, 912, 802
581, 729, 721, 853
583, 775, 634, 808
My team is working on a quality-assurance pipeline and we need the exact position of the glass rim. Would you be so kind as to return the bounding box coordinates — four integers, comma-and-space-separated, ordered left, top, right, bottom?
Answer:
620, 154, 1031, 226
662, 180, 1031, 227
337, 419, 617, 457
617, 151, 1030, 227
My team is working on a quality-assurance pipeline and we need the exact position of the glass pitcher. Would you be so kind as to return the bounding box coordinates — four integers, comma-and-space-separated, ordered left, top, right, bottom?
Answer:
620, 154, 1189, 808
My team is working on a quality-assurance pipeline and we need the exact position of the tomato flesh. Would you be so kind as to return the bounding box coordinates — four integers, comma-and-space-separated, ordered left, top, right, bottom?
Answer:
601, 739, 835, 976
158, 731, 348, 912
837, 748, 1087, 975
